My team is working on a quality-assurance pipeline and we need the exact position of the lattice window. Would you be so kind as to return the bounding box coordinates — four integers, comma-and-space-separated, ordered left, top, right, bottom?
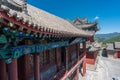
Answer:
49, 49, 55, 63
57, 48, 61, 60
40, 52, 44, 67
44, 50, 50, 64
39, 49, 55, 68
29, 55, 34, 73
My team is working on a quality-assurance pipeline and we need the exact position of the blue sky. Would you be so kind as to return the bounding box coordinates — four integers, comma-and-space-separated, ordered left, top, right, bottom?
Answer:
27, 0, 120, 34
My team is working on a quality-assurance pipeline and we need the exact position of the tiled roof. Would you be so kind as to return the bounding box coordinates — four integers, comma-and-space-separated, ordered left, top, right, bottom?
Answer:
87, 42, 101, 52
106, 42, 120, 51
73, 17, 98, 29
114, 42, 120, 49
89, 42, 101, 51
0, 2, 94, 37
80, 41, 101, 52
75, 22, 97, 29
73, 17, 88, 24
106, 43, 114, 50
72, 18, 99, 35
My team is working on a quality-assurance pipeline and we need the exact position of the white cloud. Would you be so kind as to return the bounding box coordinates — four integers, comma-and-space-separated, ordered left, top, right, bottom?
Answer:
94, 16, 99, 20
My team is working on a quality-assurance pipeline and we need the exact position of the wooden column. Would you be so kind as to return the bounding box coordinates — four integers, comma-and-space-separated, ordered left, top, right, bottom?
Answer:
65, 47, 69, 72
76, 44, 79, 60
76, 44, 80, 80
19, 40, 31, 80
89, 36, 94, 42
34, 54, 40, 80
82, 42, 86, 76
23, 55, 30, 80
55, 48, 60, 71
18, 55, 30, 80
8, 59, 18, 80
0, 59, 6, 80
83, 42, 86, 53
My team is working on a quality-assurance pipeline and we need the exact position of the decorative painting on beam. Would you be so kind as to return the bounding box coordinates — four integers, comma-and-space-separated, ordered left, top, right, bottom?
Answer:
12, 41, 69, 55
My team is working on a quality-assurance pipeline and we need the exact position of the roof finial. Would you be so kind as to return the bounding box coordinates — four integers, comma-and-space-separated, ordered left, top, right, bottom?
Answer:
21, 0, 28, 14
2, 0, 28, 14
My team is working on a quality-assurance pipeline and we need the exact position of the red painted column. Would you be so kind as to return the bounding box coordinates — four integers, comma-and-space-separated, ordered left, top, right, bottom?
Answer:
8, 59, 18, 80
89, 36, 94, 42
83, 42, 86, 54
65, 47, 69, 72
34, 54, 40, 80
76, 44, 79, 60
18, 55, 30, 80
0, 59, 6, 80
82, 42, 86, 76
55, 48, 60, 71
23, 55, 30, 80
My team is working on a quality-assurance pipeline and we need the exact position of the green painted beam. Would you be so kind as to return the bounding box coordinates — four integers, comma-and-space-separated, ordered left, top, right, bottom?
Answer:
0, 35, 7, 43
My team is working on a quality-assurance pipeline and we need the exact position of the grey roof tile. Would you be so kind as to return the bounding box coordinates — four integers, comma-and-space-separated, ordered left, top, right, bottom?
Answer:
0, 3, 94, 37
106, 43, 114, 50
114, 42, 120, 49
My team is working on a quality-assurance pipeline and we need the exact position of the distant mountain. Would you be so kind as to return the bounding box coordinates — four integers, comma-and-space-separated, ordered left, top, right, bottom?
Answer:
95, 32, 120, 42
102, 35, 120, 44
95, 32, 120, 39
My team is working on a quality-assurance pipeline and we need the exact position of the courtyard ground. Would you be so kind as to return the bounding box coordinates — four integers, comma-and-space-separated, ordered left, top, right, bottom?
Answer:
83, 49, 120, 80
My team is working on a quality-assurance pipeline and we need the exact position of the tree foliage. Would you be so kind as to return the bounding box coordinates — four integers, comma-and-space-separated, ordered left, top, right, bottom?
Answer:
102, 36, 120, 44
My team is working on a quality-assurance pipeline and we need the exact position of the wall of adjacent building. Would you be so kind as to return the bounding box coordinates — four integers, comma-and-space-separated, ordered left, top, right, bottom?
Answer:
86, 51, 98, 65
114, 51, 120, 58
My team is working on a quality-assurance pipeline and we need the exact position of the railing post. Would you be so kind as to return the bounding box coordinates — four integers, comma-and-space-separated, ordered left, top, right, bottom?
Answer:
0, 59, 6, 80
34, 54, 40, 80
8, 58, 18, 80
76, 68, 79, 80
82, 59, 86, 76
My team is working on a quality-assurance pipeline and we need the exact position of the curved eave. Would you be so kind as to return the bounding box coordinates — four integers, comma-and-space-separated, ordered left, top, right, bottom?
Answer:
73, 17, 88, 24
0, 4, 93, 38
80, 22, 97, 29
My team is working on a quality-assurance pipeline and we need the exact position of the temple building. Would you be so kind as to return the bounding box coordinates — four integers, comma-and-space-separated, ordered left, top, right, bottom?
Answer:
0, 0, 99, 80
72, 18, 100, 65
106, 42, 120, 58
85, 42, 100, 65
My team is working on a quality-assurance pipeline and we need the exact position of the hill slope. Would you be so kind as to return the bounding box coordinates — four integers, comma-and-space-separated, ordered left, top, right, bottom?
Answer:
102, 35, 120, 44
95, 32, 120, 42
95, 32, 120, 39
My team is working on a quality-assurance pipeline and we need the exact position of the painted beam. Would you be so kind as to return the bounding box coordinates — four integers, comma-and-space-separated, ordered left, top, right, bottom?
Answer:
0, 11, 53, 35
0, 35, 7, 43
13, 41, 68, 55
69, 38, 86, 45
0, 41, 69, 60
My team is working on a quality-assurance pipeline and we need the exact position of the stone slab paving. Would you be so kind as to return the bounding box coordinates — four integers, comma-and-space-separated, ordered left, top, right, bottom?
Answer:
84, 56, 120, 80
